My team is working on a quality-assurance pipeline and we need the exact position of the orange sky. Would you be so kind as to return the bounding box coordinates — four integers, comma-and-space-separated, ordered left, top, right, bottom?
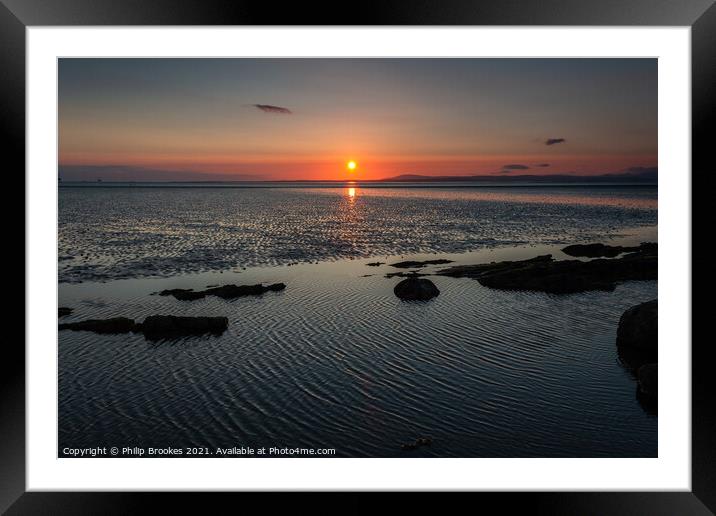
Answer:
58, 154, 658, 181
59, 58, 657, 181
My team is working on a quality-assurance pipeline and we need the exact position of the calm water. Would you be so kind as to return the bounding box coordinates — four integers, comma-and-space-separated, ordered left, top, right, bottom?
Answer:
58, 184, 657, 457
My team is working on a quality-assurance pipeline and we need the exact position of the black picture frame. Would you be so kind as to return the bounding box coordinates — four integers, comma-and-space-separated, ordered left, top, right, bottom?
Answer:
5, 0, 713, 513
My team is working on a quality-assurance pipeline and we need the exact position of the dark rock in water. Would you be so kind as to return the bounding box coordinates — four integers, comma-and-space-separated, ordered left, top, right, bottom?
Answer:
636, 363, 658, 413
206, 283, 285, 299
401, 437, 433, 451
617, 300, 657, 354
156, 288, 203, 300
637, 363, 658, 398
59, 315, 229, 340
366, 262, 385, 267
59, 317, 136, 334
385, 270, 430, 279
159, 283, 286, 301
637, 242, 658, 254
58, 307, 73, 317
617, 345, 653, 372
562, 243, 618, 258
390, 259, 453, 269
562, 242, 655, 258
394, 277, 440, 300
436, 245, 656, 294
136, 315, 229, 340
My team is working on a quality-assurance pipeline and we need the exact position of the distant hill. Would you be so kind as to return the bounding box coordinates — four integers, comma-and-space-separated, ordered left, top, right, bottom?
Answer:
58, 165, 263, 182
380, 167, 657, 183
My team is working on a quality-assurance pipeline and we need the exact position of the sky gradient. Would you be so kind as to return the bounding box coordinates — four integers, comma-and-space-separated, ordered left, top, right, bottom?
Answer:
58, 58, 657, 181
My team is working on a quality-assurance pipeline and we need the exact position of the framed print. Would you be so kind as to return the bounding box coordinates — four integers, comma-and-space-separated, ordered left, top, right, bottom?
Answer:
6, 0, 714, 513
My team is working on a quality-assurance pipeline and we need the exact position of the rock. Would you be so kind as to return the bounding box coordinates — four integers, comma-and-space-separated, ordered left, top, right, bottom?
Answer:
436, 245, 656, 294
401, 437, 433, 451
563, 243, 627, 258
637, 363, 657, 397
58, 307, 73, 317
636, 363, 658, 413
59, 315, 229, 340
617, 345, 652, 371
366, 262, 385, 267
385, 270, 430, 279
158, 283, 286, 301
562, 242, 655, 258
390, 259, 453, 269
59, 317, 136, 334
394, 277, 440, 300
637, 242, 658, 254
209, 283, 285, 299
136, 315, 229, 340
156, 288, 202, 300
616, 300, 657, 354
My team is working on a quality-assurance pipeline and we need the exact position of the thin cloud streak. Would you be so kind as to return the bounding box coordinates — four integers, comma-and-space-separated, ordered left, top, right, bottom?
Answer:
253, 104, 292, 114
545, 138, 566, 146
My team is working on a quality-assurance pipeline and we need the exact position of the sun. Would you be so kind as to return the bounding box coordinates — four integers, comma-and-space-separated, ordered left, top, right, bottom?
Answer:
346, 160, 357, 171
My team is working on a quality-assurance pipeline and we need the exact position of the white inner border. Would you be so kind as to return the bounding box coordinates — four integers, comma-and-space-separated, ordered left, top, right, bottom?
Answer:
27, 27, 691, 491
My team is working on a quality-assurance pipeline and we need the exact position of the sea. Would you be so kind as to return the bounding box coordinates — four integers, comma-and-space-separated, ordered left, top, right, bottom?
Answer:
58, 182, 658, 457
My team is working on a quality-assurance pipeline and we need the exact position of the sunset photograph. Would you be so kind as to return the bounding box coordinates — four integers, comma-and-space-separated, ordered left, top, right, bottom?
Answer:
57, 58, 658, 458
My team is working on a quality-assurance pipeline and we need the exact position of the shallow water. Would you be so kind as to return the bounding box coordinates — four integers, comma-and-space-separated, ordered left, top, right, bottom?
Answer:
58, 184, 657, 283
59, 231, 658, 457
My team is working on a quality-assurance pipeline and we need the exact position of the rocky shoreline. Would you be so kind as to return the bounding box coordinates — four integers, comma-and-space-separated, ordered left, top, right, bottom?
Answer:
381, 242, 659, 414
615, 299, 658, 413
434, 242, 656, 294
59, 282, 285, 340
562, 242, 656, 258
60, 241, 658, 414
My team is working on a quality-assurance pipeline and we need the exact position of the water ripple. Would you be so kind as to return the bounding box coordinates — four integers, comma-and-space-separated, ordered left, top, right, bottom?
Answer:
59, 251, 657, 457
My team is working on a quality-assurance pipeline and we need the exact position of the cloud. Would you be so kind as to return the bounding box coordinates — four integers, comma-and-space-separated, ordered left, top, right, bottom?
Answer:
253, 104, 292, 114
534, 163, 551, 167
502, 164, 530, 170
545, 138, 566, 146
